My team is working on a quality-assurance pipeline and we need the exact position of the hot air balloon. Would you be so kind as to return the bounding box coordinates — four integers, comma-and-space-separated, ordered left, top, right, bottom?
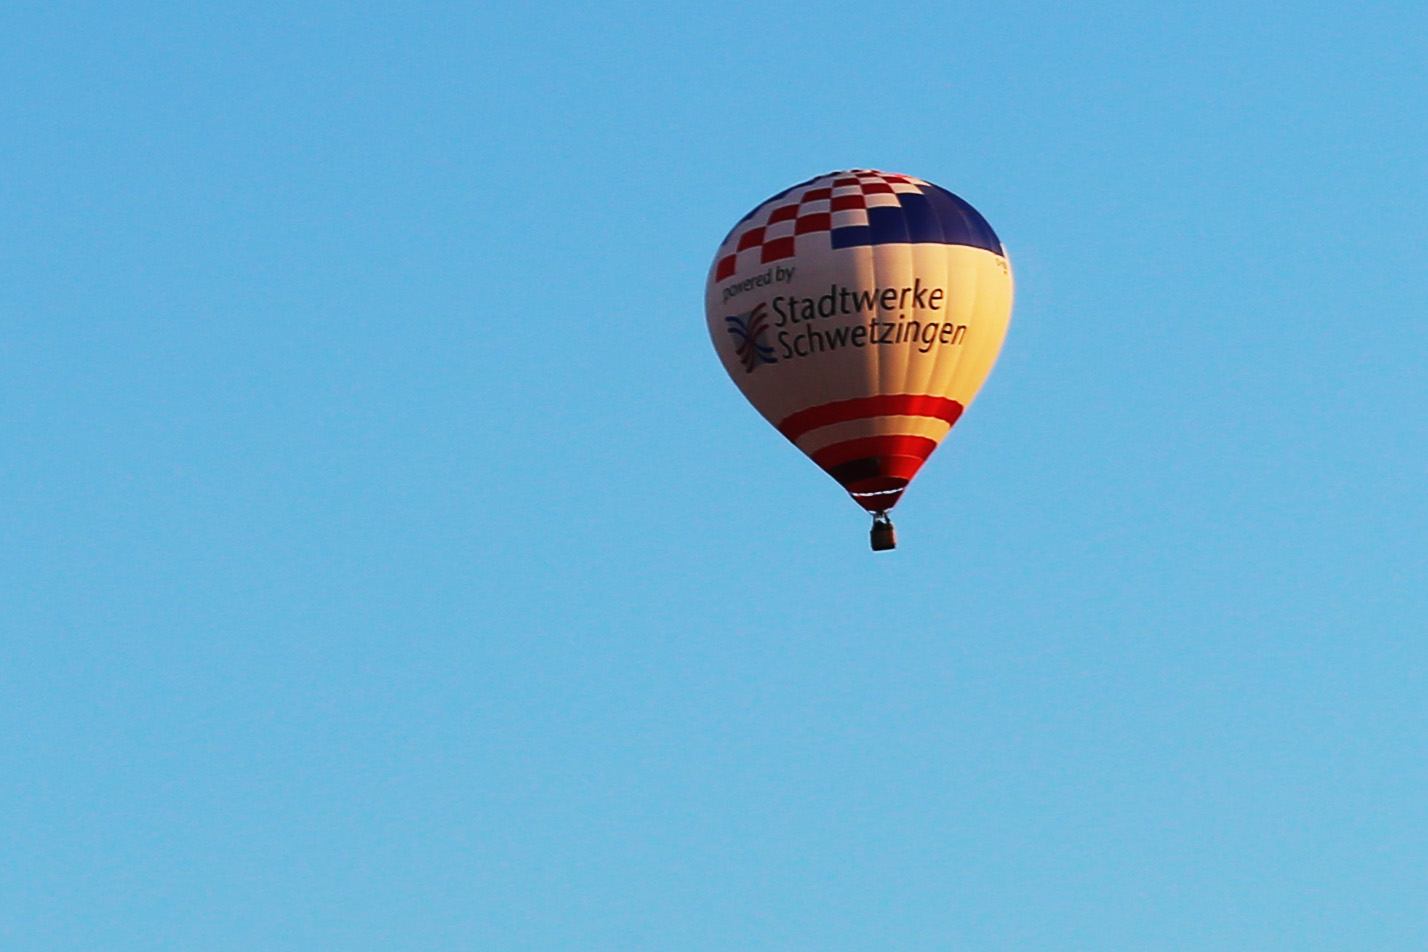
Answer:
705, 169, 1013, 550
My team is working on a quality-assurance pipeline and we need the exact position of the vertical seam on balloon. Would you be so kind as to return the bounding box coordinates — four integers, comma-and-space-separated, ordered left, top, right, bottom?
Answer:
960, 250, 990, 412
939, 246, 982, 432
864, 223, 882, 406
921, 243, 948, 412
895, 237, 917, 407
919, 185, 952, 406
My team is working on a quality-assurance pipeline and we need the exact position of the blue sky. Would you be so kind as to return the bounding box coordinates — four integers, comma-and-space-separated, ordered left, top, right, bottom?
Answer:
3, 2, 1426, 949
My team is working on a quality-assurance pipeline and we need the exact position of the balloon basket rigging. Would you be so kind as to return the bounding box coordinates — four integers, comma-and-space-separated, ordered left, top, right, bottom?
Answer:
870, 512, 897, 551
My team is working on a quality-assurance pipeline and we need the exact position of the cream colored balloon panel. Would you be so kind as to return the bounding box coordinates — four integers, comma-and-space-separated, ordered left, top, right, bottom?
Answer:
938, 249, 1013, 410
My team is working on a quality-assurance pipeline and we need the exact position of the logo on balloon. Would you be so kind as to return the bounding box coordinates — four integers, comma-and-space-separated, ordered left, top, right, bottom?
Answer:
725, 302, 777, 372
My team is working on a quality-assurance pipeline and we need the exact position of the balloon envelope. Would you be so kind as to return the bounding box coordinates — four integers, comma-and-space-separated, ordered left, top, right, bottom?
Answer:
705, 169, 1013, 513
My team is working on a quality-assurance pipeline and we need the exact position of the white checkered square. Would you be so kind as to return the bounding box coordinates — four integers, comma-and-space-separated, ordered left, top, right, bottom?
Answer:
764, 219, 796, 240
831, 208, 869, 228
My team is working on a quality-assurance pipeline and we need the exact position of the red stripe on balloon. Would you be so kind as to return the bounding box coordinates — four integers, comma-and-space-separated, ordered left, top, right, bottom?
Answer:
808, 435, 941, 513
777, 395, 964, 442
811, 435, 937, 471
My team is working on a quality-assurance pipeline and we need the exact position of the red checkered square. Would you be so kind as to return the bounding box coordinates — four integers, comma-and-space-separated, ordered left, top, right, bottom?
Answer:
795, 212, 831, 234
761, 236, 796, 262
767, 204, 800, 224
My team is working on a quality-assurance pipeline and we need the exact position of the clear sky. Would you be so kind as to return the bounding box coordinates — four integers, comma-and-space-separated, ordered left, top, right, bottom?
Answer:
3, 2, 1426, 949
